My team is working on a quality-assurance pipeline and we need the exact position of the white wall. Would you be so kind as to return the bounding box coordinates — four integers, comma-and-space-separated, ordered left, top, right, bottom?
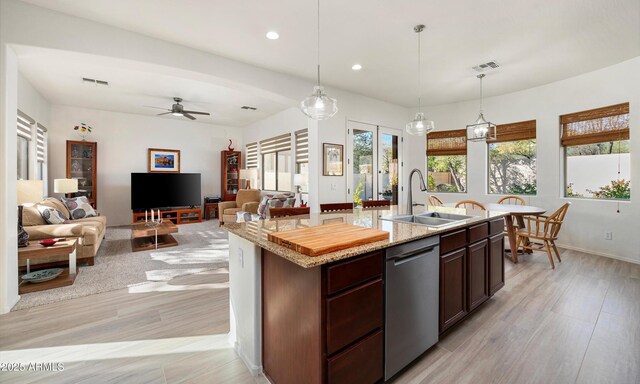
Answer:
48, 105, 242, 226
415, 57, 640, 264
17, 72, 50, 127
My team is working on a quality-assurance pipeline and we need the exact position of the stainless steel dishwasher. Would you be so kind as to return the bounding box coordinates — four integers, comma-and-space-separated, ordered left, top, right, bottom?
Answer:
385, 236, 440, 380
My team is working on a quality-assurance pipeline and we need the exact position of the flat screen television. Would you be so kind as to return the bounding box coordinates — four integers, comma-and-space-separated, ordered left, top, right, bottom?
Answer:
131, 173, 201, 210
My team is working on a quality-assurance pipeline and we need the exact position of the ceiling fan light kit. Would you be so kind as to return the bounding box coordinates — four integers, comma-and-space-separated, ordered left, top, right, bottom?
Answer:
300, 0, 338, 120
466, 74, 496, 141
406, 24, 435, 136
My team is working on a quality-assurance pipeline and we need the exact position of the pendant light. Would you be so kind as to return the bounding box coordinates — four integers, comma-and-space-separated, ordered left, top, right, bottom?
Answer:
406, 24, 434, 136
466, 74, 496, 141
301, 0, 338, 120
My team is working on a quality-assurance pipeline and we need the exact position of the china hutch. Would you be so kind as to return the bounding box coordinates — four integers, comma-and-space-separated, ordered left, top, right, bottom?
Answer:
221, 150, 241, 201
66, 140, 97, 208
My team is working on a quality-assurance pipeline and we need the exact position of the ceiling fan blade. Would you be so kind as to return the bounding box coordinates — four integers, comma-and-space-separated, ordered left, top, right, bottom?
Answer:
145, 106, 170, 110
182, 110, 210, 116
157, 112, 172, 116
183, 113, 196, 120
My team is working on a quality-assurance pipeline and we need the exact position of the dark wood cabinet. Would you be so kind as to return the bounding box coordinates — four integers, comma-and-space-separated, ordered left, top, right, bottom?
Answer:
488, 233, 505, 295
221, 150, 241, 202
66, 140, 97, 208
467, 239, 489, 311
440, 248, 467, 333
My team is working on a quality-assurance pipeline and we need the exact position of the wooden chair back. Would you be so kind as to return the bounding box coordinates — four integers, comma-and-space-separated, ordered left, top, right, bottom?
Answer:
522, 202, 571, 239
362, 200, 392, 208
455, 200, 486, 210
428, 195, 444, 206
320, 203, 354, 212
497, 195, 526, 206
269, 207, 310, 218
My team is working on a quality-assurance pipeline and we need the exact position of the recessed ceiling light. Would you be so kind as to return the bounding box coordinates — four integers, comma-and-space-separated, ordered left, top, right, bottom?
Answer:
352, 64, 362, 71
266, 31, 279, 40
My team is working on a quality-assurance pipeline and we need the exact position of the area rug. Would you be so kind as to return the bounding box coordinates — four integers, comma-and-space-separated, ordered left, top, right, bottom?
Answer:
12, 220, 229, 311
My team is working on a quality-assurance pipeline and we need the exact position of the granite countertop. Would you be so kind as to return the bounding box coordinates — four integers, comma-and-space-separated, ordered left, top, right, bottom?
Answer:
224, 205, 508, 268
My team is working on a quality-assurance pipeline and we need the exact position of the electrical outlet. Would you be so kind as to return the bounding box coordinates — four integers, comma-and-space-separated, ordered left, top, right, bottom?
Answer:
604, 232, 613, 240
238, 248, 244, 267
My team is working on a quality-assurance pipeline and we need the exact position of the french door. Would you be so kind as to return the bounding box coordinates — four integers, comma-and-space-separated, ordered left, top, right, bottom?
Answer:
347, 121, 402, 207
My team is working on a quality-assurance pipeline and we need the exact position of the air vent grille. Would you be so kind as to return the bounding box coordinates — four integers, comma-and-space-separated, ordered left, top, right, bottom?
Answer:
241, 106, 257, 110
82, 77, 110, 86
472, 61, 500, 72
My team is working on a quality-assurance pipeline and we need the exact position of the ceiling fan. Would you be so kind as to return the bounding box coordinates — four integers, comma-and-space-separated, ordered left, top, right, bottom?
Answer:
145, 97, 210, 120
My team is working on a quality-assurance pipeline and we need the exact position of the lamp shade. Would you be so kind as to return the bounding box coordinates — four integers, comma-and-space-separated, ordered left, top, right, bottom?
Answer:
54, 178, 79, 194
17, 180, 44, 205
293, 173, 306, 186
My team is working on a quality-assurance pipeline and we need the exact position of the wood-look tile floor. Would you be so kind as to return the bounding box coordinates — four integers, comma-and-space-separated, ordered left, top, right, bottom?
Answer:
1, 248, 639, 384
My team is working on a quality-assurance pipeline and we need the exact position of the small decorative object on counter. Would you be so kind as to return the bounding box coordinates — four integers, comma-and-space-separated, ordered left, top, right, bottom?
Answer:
74, 123, 93, 141
228, 139, 235, 151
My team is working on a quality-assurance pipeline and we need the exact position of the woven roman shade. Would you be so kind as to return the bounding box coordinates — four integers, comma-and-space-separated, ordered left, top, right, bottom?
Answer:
260, 133, 291, 154
560, 103, 629, 146
295, 129, 308, 164
246, 142, 258, 168
426, 129, 467, 156
486, 120, 536, 144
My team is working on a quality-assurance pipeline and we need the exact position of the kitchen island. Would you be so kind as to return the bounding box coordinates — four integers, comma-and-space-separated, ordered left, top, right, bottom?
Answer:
224, 205, 508, 383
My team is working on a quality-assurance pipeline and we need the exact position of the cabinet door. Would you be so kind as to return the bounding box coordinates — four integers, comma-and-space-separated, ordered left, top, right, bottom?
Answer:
488, 234, 505, 295
467, 239, 489, 311
440, 248, 467, 333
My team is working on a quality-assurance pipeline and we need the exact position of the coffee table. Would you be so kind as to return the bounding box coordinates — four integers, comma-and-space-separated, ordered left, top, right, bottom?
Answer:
18, 238, 78, 294
131, 221, 179, 252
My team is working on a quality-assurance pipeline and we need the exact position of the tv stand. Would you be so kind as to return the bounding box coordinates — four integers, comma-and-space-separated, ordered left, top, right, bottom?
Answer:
132, 207, 202, 225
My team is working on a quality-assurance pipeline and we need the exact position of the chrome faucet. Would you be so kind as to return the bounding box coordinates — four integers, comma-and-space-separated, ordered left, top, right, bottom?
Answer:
407, 168, 428, 215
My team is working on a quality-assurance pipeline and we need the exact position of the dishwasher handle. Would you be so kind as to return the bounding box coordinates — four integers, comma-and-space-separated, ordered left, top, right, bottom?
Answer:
387, 245, 437, 266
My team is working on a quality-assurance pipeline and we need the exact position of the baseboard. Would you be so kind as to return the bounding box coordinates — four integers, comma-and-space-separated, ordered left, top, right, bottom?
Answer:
232, 339, 262, 377
555, 243, 640, 265
3, 294, 20, 314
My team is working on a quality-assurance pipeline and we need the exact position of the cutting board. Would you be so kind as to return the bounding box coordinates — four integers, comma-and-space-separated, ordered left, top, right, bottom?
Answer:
268, 223, 390, 257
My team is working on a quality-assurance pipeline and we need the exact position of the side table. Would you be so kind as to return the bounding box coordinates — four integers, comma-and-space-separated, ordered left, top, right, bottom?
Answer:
18, 238, 78, 294
204, 202, 220, 220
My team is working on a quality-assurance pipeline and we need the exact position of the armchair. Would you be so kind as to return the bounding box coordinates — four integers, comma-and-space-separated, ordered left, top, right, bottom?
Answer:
219, 189, 262, 225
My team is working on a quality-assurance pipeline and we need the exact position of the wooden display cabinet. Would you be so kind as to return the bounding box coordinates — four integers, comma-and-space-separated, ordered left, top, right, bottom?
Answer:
221, 150, 241, 202
66, 140, 97, 208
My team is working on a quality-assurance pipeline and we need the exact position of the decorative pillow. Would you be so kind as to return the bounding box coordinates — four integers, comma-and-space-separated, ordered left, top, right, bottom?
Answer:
257, 193, 296, 219
236, 211, 261, 223
62, 196, 97, 220
37, 206, 71, 224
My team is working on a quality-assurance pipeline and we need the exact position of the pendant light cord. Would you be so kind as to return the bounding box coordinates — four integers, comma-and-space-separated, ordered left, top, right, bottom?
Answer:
317, 0, 321, 86
417, 28, 422, 112
479, 75, 484, 114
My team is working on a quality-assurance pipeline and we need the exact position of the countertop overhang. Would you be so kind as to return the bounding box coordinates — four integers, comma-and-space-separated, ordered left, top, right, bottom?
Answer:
224, 205, 508, 268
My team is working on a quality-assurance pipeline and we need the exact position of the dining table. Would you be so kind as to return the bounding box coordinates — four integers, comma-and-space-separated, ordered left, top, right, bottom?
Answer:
483, 203, 546, 263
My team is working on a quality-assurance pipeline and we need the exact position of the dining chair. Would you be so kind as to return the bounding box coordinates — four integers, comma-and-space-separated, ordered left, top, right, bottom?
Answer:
455, 200, 486, 210
269, 207, 310, 218
428, 195, 444, 206
320, 203, 354, 212
515, 202, 571, 269
362, 200, 392, 208
497, 195, 526, 206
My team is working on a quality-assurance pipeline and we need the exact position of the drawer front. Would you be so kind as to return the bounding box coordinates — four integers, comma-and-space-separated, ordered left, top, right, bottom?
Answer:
489, 218, 504, 236
440, 229, 467, 255
468, 222, 489, 244
327, 330, 383, 384
327, 279, 383, 355
327, 252, 382, 295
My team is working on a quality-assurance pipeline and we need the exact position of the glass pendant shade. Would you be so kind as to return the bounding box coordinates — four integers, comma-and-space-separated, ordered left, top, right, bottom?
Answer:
466, 112, 496, 141
406, 112, 435, 135
301, 85, 338, 120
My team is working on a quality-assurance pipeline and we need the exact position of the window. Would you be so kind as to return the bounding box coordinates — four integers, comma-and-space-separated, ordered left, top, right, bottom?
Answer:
260, 133, 292, 191
562, 103, 630, 200
487, 120, 537, 195
246, 142, 258, 169
17, 111, 34, 180
36, 123, 47, 185
295, 129, 309, 193
426, 129, 467, 192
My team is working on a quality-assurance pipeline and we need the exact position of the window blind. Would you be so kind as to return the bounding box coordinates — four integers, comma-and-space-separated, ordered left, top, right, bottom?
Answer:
426, 129, 467, 156
560, 103, 629, 146
17, 110, 34, 140
260, 133, 291, 154
36, 123, 47, 162
295, 129, 308, 163
486, 120, 536, 143
246, 142, 258, 168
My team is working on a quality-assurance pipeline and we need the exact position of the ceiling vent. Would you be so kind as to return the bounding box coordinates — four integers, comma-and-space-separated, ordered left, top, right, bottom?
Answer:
472, 61, 500, 73
82, 77, 109, 87
241, 106, 257, 111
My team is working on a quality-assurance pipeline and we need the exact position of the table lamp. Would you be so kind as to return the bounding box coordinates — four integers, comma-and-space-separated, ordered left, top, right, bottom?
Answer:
54, 178, 79, 196
239, 169, 258, 190
17, 180, 44, 247
293, 173, 306, 207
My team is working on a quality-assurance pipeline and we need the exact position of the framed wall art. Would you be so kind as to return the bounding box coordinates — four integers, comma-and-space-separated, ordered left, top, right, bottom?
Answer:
323, 143, 343, 176
148, 148, 180, 173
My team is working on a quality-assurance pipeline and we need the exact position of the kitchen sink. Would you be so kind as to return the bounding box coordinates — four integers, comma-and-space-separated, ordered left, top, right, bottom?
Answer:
380, 212, 476, 228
